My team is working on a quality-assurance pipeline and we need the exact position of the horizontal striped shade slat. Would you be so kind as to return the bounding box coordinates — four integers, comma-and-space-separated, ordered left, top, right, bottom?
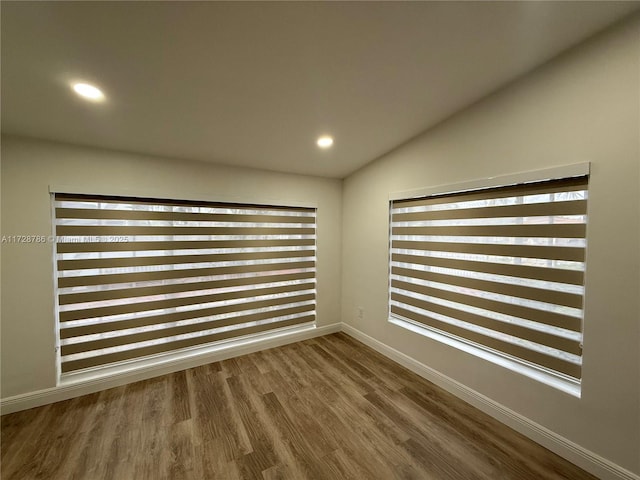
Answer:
61, 316, 314, 373
391, 292, 581, 355
390, 279, 581, 331
391, 253, 584, 285
55, 193, 317, 375
60, 303, 316, 355
55, 208, 315, 224
391, 266, 582, 308
391, 306, 581, 379
392, 223, 585, 238
391, 241, 585, 262
59, 286, 315, 322
57, 238, 316, 253
393, 199, 586, 222
60, 302, 315, 339
56, 226, 315, 236
390, 176, 588, 382
57, 260, 315, 288
57, 248, 313, 271
59, 271, 315, 305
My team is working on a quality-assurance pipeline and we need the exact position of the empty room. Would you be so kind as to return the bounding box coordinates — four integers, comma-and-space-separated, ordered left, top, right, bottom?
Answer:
1, 2, 639, 479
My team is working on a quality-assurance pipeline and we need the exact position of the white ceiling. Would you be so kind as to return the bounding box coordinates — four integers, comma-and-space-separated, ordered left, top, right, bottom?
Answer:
2, 2, 639, 178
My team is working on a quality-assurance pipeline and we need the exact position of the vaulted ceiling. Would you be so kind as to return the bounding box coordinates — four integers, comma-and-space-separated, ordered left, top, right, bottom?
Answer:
2, 2, 639, 178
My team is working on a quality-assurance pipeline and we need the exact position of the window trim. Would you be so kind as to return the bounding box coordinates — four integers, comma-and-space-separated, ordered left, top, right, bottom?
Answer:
388, 163, 590, 397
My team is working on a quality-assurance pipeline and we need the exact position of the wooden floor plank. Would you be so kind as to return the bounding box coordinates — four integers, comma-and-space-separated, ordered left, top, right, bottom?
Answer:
1, 333, 598, 480
225, 375, 279, 474
169, 370, 192, 424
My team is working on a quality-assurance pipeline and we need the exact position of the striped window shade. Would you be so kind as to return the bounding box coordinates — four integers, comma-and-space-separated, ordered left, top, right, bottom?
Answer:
54, 193, 316, 375
389, 176, 588, 383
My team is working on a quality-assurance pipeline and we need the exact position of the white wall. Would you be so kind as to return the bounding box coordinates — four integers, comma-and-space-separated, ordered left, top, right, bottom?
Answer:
341, 16, 639, 475
0, 136, 343, 398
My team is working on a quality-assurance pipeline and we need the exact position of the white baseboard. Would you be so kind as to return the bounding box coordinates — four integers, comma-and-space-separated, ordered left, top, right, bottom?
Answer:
0, 322, 341, 416
341, 323, 639, 480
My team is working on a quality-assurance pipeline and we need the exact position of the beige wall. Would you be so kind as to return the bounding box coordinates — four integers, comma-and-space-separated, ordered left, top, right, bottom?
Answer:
1, 12, 639, 477
341, 16, 640, 474
0, 136, 343, 398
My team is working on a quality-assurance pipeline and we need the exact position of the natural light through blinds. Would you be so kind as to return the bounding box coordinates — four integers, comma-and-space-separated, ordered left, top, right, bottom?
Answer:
54, 193, 316, 375
389, 176, 588, 382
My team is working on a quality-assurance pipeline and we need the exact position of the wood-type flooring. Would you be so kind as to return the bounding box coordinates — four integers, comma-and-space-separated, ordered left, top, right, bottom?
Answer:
1, 333, 597, 479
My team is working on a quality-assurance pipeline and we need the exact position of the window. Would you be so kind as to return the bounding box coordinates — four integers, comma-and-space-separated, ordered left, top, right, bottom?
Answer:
389, 175, 588, 390
54, 193, 316, 376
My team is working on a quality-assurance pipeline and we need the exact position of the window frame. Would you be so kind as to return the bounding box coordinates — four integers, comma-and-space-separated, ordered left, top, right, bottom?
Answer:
50, 186, 318, 385
387, 163, 590, 397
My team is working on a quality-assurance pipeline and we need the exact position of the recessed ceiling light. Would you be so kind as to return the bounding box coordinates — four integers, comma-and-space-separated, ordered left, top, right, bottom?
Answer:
317, 135, 334, 149
72, 82, 105, 101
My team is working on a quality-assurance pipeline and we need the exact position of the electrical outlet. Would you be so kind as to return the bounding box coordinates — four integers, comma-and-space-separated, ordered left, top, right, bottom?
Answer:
357, 306, 364, 320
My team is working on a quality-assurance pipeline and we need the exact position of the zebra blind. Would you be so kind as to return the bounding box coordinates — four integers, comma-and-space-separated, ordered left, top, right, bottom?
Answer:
55, 193, 316, 375
389, 176, 588, 382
